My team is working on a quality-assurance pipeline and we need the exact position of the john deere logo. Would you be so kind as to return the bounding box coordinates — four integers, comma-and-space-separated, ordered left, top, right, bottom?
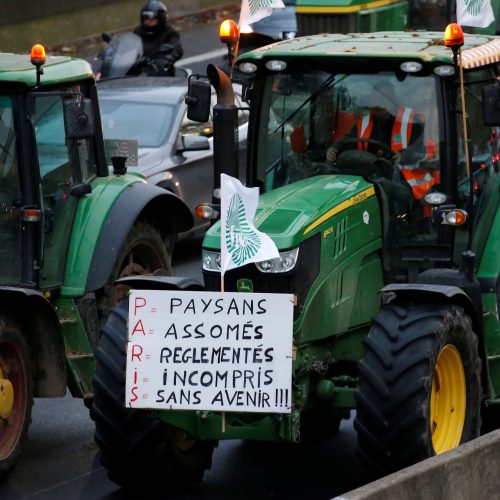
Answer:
237, 279, 254, 293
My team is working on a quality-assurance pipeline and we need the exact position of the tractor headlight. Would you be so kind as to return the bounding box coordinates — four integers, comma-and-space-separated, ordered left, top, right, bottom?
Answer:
202, 247, 300, 273
255, 247, 299, 273
202, 250, 221, 271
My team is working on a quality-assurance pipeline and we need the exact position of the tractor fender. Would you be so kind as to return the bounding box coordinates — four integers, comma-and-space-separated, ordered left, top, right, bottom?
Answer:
115, 275, 205, 291
86, 182, 193, 292
381, 283, 476, 315
381, 283, 489, 395
0, 287, 66, 397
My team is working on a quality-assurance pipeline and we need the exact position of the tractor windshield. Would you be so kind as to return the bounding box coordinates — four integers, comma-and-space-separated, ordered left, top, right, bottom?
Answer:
255, 70, 441, 193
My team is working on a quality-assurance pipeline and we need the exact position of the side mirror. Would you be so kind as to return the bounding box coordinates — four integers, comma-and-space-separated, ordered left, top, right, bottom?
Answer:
179, 134, 210, 153
483, 85, 500, 126
185, 76, 211, 122
63, 98, 95, 138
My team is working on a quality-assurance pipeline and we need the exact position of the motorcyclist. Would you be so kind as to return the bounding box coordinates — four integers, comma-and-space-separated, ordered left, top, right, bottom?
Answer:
133, 0, 184, 76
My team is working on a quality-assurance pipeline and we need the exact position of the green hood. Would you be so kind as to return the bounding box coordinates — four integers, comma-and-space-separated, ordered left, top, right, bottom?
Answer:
203, 174, 375, 250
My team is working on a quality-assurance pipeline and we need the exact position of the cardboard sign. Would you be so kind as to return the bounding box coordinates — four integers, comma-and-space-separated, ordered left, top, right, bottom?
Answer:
125, 290, 294, 413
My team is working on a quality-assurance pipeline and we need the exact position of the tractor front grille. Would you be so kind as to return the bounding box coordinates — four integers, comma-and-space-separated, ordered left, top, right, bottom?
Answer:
297, 13, 356, 36
203, 234, 320, 320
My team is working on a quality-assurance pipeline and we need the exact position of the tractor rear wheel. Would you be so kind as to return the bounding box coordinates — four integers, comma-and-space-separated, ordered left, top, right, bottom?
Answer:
355, 303, 481, 477
93, 298, 216, 492
0, 316, 32, 478
96, 220, 172, 330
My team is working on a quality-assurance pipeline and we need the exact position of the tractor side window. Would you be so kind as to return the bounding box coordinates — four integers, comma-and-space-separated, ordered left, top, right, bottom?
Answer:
0, 96, 22, 284
456, 69, 500, 208
34, 96, 74, 192
456, 69, 500, 261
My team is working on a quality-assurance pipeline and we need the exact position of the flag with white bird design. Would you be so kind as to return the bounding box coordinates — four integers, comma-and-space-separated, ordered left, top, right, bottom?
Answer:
457, 0, 494, 28
220, 174, 279, 275
239, 0, 285, 27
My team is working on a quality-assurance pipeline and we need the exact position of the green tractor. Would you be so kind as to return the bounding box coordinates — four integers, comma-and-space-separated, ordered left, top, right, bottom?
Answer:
295, 0, 500, 36
0, 46, 192, 475
92, 25, 499, 490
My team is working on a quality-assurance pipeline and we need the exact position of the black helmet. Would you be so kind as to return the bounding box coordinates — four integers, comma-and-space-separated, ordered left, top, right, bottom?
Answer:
140, 1, 168, 34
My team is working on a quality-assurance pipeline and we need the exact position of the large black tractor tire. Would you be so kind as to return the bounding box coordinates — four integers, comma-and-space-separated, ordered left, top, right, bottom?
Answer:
0, 316, 32, 478
354, 303, 481, 477
96, 220, 172, 330
93, 298, 216, 492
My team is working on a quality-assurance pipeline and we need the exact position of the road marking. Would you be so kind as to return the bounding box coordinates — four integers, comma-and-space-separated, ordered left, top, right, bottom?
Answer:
177, 48, 227, 67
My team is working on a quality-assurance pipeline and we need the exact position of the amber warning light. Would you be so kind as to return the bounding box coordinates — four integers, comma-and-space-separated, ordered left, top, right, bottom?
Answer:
219, 19, 239, 45
30, 44, 46, 66
444, 23, 464, 48
30, 44, 47, 86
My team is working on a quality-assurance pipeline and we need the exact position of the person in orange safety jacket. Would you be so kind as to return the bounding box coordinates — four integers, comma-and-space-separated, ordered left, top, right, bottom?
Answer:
325, 80, 439, 199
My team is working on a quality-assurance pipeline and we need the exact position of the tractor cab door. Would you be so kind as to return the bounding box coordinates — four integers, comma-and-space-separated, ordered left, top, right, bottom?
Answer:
453, 67, 500, 267
31, 88, 98, 289
0, 96, 23, 285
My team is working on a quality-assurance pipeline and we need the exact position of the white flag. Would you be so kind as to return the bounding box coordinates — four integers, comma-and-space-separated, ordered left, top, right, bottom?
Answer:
457, 0, 495, 28
239, 0, 286, 27
221, 174, 279, 274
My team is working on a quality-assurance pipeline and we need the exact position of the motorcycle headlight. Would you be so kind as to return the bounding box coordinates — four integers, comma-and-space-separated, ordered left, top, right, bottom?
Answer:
255, 248, 299, 273
202, 250, 221, 271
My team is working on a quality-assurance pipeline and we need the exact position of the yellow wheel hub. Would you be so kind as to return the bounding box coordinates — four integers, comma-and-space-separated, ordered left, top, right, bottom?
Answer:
0, 366, 14, 420
173, 428, 196, 452
430, 344, 466, 454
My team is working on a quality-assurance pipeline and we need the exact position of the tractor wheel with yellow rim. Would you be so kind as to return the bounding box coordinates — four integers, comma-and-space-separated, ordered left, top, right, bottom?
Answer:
0, 316, 32, 478
354, 303, 481, 477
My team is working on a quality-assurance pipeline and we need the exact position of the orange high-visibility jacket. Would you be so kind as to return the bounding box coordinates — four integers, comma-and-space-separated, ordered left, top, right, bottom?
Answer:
356, 107, 416, 151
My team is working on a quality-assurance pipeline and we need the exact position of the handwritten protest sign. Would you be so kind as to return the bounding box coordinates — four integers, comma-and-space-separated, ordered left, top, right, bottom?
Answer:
125, 290, 294, 413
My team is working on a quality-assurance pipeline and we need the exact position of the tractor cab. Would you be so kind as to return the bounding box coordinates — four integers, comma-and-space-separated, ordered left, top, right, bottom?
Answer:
229, 31, 500, 284
0, 48, 104, 289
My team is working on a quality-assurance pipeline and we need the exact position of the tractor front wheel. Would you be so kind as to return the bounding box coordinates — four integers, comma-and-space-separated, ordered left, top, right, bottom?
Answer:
0, 316, 32, 478
92, 298, 216, 492
355, 303, 481, 477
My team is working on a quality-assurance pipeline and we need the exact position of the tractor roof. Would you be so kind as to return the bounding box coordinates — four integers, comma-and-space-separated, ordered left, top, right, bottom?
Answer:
238, 31, 499, 68
0, 53, 93, 87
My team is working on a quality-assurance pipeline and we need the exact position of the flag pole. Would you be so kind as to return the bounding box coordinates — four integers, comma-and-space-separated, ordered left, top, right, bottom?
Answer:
221, 187, 225, 432
458, 48, 471, 178
221, 269, 226, 432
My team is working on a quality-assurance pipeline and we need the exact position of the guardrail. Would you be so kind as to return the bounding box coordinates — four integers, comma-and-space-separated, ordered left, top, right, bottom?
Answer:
334, 429, 500, 499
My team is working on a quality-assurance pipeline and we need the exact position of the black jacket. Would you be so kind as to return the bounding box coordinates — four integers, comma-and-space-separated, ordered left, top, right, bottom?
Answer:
134, 23, 183, 62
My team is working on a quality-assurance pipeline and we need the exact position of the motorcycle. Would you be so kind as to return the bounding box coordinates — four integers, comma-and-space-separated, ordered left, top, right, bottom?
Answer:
93, 32, 188, 80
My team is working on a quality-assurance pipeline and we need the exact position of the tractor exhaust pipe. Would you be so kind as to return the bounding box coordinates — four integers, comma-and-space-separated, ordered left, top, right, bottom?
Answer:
207, 64, 239, 202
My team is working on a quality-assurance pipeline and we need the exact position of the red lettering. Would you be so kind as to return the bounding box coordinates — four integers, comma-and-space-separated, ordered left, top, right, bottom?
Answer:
134, 297, 147, 315
131, 344, 143, 362
131, 319, 146, 336
133, 368, 138, 384
130, 386, 139, 403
